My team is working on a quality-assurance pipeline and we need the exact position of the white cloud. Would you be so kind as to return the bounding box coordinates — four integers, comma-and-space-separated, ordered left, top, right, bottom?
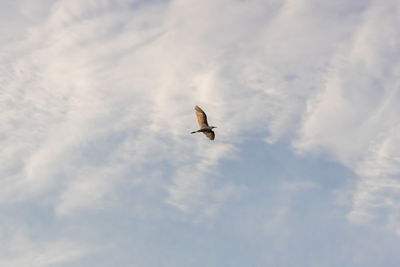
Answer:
294, 0, 400, 228
1, 0, 262, 217
0, 222, 93, 267
2, 0, 400, 265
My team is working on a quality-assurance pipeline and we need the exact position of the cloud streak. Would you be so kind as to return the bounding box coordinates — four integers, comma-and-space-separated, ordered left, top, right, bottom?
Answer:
1, 0, 400, 265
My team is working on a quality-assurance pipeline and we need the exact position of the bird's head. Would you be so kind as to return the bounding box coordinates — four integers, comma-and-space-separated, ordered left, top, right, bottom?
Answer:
211, 126, 217, 129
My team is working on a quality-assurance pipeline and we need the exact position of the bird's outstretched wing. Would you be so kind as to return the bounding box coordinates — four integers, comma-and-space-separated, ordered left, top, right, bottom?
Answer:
203, 131, 215, 140
195, 105, 209, 128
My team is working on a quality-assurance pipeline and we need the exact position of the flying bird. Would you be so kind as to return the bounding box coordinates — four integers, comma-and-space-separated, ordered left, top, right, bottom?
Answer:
191, 105, 217, 140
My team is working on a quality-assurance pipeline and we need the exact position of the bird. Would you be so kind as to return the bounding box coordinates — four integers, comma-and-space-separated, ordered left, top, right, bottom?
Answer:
191, 105, 217, 140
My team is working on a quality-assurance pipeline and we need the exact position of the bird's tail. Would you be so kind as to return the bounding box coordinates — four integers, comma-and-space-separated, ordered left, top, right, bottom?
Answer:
190, 131, 196, 134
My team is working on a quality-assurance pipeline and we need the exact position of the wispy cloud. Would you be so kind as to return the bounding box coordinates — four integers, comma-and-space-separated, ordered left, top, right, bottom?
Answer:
2, 0, 400, 265
294, 0, 400, 228
0, 221, 94, 266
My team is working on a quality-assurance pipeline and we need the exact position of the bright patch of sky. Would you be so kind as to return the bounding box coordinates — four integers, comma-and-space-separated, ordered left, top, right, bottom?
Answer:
1, 0, 400, 266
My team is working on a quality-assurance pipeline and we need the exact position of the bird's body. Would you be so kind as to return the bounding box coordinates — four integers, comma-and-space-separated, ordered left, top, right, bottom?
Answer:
191, 106, 217, 140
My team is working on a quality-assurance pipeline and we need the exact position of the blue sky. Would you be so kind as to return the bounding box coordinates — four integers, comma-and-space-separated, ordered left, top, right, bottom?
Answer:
1, 0, 400, 266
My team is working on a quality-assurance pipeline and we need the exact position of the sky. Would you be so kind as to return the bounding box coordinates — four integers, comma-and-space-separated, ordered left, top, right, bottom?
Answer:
1, 0, 400, 266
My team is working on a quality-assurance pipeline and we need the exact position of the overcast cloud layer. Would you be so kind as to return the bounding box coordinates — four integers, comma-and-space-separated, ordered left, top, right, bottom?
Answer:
1, 0, 400, 266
